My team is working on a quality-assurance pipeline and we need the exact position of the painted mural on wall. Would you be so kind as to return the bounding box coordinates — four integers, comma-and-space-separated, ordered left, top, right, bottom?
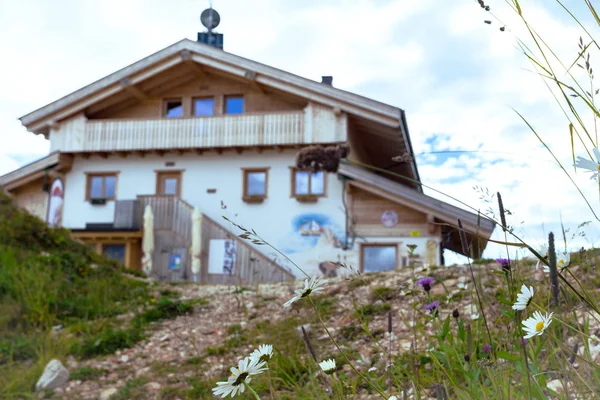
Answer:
46, 178, 64, 228
279, 214, 441, 278
279, 213, 359, 278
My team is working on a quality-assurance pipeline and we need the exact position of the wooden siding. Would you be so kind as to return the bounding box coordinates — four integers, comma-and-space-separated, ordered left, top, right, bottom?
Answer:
199, 215, 294, 284
11, 178, 49, 221
348, 185, 433, 237
136, 195, 192, 243
92, 75, 305, 120
130, 195, 293, 283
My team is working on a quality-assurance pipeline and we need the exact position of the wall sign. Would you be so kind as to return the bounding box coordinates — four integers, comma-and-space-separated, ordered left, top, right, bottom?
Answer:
46, 178, 64, 228
381, 210, 398, 228
410, 230, 421, 237
169, 254, 181, 271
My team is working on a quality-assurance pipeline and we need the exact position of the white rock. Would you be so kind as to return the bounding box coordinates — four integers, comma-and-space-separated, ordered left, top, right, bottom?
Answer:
120, 355, 129, 363
99, 387, 118, 400
35, 359, 70, 392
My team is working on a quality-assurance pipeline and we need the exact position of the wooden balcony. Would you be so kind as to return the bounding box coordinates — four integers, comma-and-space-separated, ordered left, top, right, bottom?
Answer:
50, 105, 347, 154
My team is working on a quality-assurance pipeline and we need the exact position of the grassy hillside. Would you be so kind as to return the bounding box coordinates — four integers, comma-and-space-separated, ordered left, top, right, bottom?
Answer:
0, 192, 195, 398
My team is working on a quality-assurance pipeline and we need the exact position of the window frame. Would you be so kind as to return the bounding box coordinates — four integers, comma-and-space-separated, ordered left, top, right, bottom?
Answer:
192, 96, 215, 117
290, 167, 327, 200
85, 172, 119, 201
242, 167, 269, 202
163, 98, 184, 118
155, 170, 183, 197
101, 242, 127, 265
224, 95, 244, 115
359, 243, 399, 273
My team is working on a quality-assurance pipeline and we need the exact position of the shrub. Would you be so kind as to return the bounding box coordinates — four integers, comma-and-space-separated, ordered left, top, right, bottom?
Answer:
71, 326, 145, 358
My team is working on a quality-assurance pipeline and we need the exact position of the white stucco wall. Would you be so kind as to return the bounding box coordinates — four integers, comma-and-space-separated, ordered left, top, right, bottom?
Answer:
62, 149, 440, 277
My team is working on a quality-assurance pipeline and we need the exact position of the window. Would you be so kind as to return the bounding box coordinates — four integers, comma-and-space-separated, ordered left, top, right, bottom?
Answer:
193, 97, 215, 117
156, 171, 182, 196
225, 96, 244, 114
86, 173, 118, 200
361, 244, 397, 273
102, 243, 126, 265
291, 168, 326, 199
164, 99, 183, 118
242, 168, 268, 202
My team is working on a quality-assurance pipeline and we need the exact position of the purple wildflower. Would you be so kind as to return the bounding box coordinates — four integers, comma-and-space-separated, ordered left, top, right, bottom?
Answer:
520, 337, 529, 347
418, 277, 435, 292
496, 258, 511, 272
425, 300, 440, 313
482, 343, 492, 353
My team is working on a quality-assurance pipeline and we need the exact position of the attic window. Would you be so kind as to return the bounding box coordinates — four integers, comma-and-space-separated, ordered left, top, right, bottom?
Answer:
164, 99, 183, 118
225, 96, 244, 115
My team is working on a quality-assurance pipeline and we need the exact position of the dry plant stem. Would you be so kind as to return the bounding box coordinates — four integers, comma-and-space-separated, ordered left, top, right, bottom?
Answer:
308, 297, 388, 399
457, 219, 494, 359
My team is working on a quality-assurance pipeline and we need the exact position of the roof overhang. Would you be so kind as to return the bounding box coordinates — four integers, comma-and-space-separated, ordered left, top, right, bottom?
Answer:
0, 152, 73, 191
20, 39, 403, 136
338, 162, 495, 259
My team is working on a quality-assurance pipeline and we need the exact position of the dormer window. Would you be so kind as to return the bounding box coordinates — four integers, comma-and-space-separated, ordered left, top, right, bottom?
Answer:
225, 95, 244, 115
194, 97, 215, 117
164, 99, 183, 118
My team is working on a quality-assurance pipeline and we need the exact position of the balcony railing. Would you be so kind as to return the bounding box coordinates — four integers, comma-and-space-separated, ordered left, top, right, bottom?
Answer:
50, 105, 347, 153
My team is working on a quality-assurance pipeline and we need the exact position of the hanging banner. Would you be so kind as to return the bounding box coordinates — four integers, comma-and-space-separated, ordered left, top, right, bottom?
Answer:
46, 178, 64, 227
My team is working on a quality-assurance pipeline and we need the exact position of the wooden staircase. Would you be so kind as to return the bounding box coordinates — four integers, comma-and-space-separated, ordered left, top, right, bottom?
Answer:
134, 195, 294, 283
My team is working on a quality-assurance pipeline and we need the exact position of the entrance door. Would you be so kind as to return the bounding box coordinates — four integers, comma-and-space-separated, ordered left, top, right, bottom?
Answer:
156, 171, 182, 196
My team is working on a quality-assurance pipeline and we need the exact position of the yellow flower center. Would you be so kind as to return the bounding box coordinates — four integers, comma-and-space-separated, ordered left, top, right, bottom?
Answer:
535, 321, 545, 332
558, 259, 564, 268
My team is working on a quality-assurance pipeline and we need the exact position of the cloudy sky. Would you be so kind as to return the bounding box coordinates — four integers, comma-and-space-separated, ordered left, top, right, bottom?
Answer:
1, 0, 599, 263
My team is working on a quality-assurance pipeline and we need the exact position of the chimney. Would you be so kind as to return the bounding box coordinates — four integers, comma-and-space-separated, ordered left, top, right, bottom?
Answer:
321, 76, 333, 86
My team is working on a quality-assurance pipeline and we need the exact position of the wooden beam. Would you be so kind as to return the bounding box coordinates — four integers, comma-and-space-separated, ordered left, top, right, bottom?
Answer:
116, 151, 128, 158
215, 148, 223, 155
181, 49, 209, 80
254, 147, 263, 154
99, 152, 109, 159
234, 147, 243, 154
194, 149, 204, 155
175, 149, 186, 156
81, 153, 90, 159
134, 151, 146, 158
244, 70, 266, 94
274, 146, 284, 153
120, 77, 148, 101
154, 150, 166, 157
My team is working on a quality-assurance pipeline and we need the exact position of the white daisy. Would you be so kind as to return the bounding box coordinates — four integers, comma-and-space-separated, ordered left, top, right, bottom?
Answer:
574, 147, 600, 180
250, 344, 273, 363
512, 284, 534, 311
212, 355, 268, 398
542, 251, 570, 273
368, 366, 377, 373
319, 358, 336, 375
522, 311, 554, 339
283, 276, 327, 307
534, 243, 548, 270
389, 397, 398, 400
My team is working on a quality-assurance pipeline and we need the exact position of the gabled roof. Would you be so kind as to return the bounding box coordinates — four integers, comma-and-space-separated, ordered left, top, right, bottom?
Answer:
338, 162, 495, 259
0, 152, 72, 191
20, 39, 404, 132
